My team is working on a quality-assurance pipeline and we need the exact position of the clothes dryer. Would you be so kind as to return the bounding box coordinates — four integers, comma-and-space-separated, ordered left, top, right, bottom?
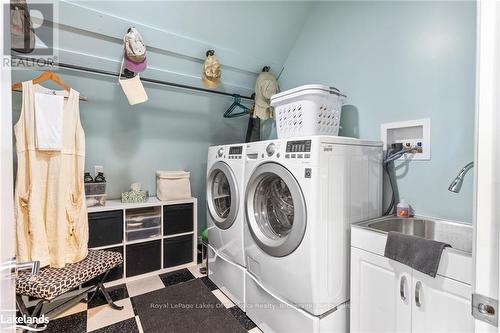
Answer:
207, 144, 246, 309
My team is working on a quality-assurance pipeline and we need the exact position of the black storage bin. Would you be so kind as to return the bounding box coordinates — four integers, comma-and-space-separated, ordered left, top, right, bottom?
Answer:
83, 246, 124, 287
126, 240, 161, 277
164, 235, 193, 268
163, 203, 194, 236
88, 210, 123, 248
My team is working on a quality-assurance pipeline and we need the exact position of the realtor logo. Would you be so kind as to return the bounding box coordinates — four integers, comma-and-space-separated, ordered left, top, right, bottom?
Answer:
0, 310, 49, 331
4, 1, 59, 69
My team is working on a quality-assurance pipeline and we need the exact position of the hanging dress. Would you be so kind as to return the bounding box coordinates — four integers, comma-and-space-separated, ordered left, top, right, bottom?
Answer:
14, 80, 88, 268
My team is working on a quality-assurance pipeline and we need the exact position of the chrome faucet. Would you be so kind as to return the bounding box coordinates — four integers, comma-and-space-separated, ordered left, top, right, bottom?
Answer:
448, 162, 474, 193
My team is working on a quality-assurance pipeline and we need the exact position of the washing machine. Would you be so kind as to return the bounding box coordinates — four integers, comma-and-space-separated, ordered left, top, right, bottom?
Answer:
244, 136, 383, 332
206, 144, 246, 309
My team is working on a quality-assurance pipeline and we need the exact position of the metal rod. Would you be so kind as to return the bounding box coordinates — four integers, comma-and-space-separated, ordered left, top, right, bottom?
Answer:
11, 56, 255, 101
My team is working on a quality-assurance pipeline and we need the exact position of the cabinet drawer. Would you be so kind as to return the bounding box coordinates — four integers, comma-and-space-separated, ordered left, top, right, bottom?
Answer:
126, 240, 161, 277
126, 226, 161, 242
125, 207, 161, 241
164, 235, 193, 268
163, 203, 194, 236
126, 207, 161, 230
88, 211, 123, 248
83, 246, 124, 287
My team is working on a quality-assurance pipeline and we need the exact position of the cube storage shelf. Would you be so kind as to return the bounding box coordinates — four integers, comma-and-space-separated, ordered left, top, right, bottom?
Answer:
87, 197, 198, 286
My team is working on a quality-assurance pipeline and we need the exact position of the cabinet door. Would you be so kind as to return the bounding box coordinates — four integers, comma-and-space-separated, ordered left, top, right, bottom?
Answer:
88, 210, 123, 248
163, 204, 194, 236
411, 271, 473, 333
351, 247, 412, 333
126, 240, 161, 277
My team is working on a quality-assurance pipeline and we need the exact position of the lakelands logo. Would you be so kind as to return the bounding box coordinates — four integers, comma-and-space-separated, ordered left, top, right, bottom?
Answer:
0, 312, 49, 331
3, 0, 59, 69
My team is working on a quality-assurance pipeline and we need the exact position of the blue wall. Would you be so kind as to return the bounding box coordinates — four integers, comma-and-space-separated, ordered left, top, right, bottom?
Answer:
12, 1, 476, 228
277, 1, 476, 223
12, 1, 313, 233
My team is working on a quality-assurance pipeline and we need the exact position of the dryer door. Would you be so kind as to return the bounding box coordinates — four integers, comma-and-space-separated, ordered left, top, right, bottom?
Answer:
246, 162, 306, 257
207, 161, 239, 230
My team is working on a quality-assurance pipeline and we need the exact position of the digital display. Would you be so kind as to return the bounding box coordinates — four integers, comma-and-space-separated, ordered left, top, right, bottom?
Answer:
229, 146, 243, 155
286, 140, 312, 153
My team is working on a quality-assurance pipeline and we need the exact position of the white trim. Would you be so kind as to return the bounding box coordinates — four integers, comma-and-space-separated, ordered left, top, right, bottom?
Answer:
473, 1, 500, 332
124, 235, 162, 246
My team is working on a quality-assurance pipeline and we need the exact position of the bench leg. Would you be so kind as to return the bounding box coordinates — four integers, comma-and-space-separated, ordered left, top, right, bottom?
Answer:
16, 295, 48, 332
99, 281, 123, 310
83, 270, 123, 310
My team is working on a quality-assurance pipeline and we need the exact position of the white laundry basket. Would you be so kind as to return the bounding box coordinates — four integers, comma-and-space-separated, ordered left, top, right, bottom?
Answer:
271, 84, 346, 139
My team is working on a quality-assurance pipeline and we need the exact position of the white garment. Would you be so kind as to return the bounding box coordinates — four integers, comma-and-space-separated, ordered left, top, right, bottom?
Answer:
34, 92, 64, 151
15, 81, 88, 268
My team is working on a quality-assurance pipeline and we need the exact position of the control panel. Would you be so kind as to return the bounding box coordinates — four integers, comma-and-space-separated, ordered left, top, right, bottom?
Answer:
229, 146, 243, 155
286, 140, 312, 153
228, 145, 243, 159
245, 140, 312, 160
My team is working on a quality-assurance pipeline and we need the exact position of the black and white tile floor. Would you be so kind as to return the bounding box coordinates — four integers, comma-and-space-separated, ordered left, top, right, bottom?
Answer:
41, 264, 262, 333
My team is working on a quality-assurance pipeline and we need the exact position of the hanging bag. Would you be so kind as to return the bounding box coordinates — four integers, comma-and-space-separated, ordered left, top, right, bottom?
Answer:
10, 0, 35, 53
118, 57, 148, 105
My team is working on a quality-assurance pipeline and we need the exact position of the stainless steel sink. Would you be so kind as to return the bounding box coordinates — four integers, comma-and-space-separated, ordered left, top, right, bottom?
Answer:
358, 216, 472, 253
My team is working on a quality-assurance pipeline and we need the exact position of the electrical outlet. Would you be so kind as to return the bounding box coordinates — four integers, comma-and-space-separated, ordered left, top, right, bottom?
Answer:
94, 165, 104, 176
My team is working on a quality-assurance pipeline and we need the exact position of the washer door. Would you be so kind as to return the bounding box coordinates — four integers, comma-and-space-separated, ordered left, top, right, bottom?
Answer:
207, 161, 239, 230
246, 162, 306, 257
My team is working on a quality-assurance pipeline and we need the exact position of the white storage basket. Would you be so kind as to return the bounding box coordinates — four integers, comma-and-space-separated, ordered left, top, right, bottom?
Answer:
156, 171, 191, 201
271, 84, 346, 139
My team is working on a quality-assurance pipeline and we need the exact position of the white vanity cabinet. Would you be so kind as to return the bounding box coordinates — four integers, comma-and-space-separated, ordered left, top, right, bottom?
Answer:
411, 270, 472, 333
351, 247, 411, 333
351, 246, 473, 333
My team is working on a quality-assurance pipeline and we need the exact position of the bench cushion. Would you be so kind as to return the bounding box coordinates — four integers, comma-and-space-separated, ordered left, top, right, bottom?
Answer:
16, 250, 123, 300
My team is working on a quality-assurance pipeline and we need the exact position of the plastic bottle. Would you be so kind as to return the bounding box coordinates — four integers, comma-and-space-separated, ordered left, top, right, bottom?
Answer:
396, 199, 410, 217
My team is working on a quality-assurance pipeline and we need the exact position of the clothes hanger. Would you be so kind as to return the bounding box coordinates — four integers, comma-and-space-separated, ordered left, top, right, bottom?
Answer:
224, 66, 271, 118
12, 71, 88, 101
224, 94, 250, 118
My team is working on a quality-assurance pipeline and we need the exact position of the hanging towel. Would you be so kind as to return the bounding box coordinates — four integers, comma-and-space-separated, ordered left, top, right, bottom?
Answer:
34, 92, 64, 151
384, 231, 450, 277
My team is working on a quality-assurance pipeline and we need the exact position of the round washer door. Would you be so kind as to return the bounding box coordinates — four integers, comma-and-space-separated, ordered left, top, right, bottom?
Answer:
207, 161, 239, 230
246, 162, 307, 257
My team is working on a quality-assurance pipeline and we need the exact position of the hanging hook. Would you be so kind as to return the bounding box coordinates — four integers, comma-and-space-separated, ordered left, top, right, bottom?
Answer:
262, 66, 270, 72
206, 50, 215, 57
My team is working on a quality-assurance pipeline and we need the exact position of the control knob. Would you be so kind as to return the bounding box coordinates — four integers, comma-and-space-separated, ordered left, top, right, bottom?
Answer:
217, 148, 224, 157
266, 143, 276, 156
